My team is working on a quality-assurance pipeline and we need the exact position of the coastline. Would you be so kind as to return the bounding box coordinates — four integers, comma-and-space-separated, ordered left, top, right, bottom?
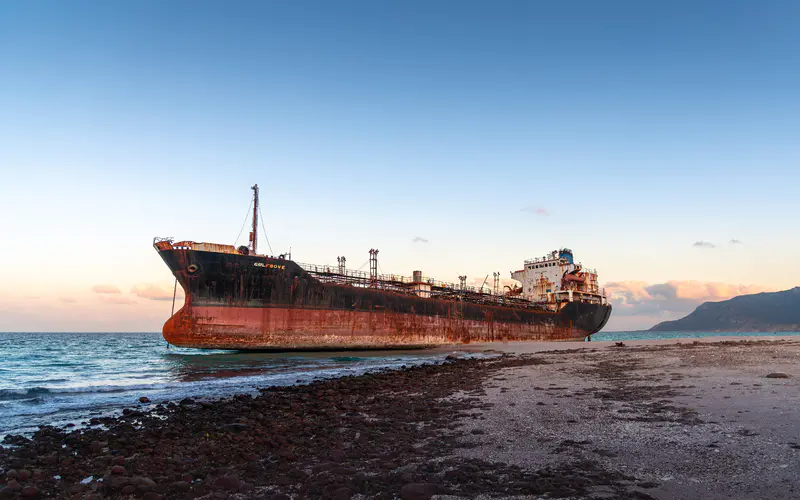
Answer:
1, 337, 798, 499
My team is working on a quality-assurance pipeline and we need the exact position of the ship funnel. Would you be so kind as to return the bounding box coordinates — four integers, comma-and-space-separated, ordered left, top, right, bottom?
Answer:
413, 270, 423, 283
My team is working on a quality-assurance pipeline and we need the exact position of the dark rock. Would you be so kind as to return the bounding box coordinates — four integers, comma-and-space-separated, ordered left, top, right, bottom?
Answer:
766, 373, 790, 379
332, 487, 352, 500
20, 486, 41, 498
2, 435, 29, 446
171, 481, 191, 492
142, 492, 161, 500
120, 485, 136, 495
214, 475, 240, 492
223, 423, 249, 432
179, 398, 195, 406
5, 470, 17, 480
111, 465, 126, 475
106, 475, 131, 490
399, 483, 446, 500
5, 481, 21, 492
139, 397, 151, 404
131, 476, 157, 489
0, 487, 16, 500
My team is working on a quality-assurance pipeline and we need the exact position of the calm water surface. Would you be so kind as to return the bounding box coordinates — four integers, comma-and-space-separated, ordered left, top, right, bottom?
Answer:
2, 330, 798, 438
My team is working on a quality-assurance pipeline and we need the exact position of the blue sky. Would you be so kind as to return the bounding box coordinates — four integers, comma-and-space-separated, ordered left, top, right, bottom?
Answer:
1, 1, 798, 331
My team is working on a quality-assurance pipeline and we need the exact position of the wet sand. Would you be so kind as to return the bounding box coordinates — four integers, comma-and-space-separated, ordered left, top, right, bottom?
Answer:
1, 338, 798, 499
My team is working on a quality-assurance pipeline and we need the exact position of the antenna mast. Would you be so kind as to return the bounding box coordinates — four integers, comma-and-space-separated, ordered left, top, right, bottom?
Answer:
251, 184, 259, 254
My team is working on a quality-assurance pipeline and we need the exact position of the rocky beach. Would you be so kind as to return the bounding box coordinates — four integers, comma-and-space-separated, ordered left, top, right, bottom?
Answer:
1, 338, 798, 499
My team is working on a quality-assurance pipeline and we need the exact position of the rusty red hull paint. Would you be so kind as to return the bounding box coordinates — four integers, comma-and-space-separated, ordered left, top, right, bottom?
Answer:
163, 305, 587, 350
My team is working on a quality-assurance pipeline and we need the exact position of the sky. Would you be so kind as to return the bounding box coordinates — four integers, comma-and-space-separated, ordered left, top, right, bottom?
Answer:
1, 0, 798, 332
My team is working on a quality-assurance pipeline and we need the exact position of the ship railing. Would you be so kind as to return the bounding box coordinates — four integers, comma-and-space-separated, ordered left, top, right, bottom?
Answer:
298, 262, 570, 309
297, 262, 503, 295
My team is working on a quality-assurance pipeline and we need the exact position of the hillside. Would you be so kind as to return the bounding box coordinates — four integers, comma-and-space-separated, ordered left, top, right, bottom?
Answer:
650, 286, 800, 332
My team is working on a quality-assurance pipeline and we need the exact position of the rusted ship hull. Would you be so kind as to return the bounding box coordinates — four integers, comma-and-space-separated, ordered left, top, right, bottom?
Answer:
156, 245, 612, 350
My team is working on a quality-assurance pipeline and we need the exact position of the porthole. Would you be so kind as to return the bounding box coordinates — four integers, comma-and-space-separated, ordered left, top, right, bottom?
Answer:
187, 264, 199, 274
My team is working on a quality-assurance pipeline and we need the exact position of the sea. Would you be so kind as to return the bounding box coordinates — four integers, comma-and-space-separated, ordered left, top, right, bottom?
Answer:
2, 330, 799, 439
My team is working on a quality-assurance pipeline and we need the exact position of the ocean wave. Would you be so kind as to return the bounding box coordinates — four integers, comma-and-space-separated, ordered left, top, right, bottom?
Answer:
0, 387, 55, 400
0, 383, 175, 401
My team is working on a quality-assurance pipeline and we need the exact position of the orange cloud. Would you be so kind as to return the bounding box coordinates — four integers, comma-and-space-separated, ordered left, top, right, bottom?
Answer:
92, 285, 121, 294
605, 280, 774, 319
131, 284, 175, 301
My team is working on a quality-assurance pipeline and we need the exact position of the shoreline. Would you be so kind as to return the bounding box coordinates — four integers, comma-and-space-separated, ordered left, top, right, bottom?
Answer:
1, 338, 798, 499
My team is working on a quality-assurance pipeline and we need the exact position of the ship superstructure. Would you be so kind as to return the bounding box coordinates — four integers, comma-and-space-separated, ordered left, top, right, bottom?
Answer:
511, 249, 604, 308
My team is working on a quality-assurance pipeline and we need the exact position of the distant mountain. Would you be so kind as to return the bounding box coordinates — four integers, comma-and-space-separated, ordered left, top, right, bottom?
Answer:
650, 287, 800, 332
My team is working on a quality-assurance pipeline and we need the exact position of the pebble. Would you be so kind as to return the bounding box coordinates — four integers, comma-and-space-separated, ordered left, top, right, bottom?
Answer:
765, 373, 790, 379
171, 481, 191, 492
400, 483, 446, 500
110, 465, 126, 475
214, 475, 240, 491
20, 486, 40, 498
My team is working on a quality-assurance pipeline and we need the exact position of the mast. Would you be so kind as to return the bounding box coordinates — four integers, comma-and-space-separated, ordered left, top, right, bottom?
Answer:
251, 184, 259, 254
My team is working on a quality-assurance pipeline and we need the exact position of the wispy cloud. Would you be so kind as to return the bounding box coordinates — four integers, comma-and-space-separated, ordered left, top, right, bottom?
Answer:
99, 295, 136, 305
92, 284, 121, 294
521, 205, 549, 216
58, 297, 77, 303
692, 241, 715, 248
131, 284, 174, 301
412, 236, 429, 244
729, 239, 742, 244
